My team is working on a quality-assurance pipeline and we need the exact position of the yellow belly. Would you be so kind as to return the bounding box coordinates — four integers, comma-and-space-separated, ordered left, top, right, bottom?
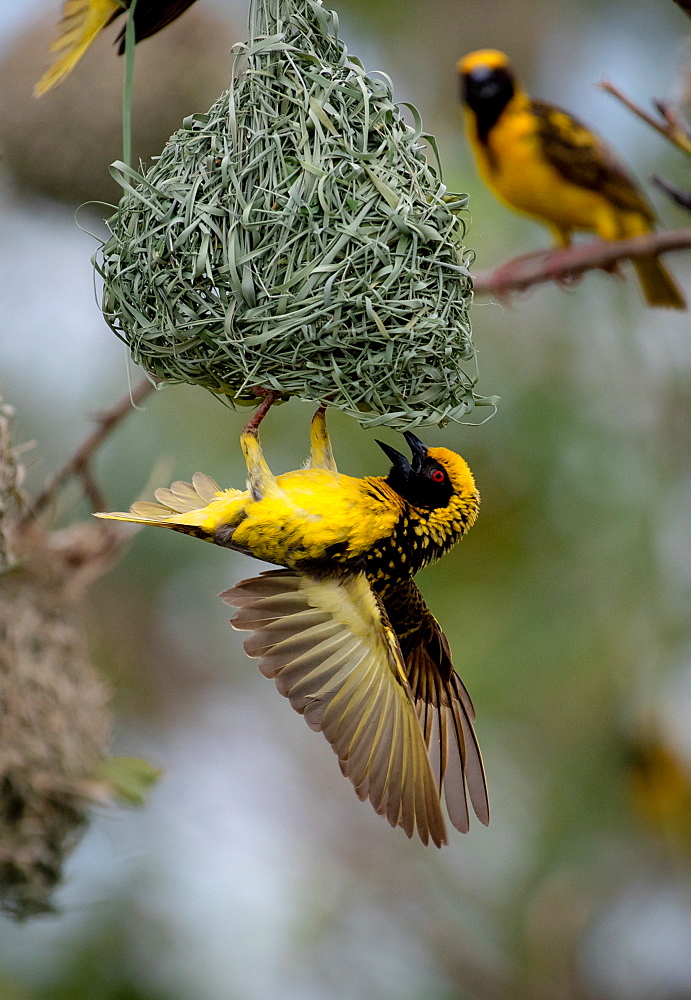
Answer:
230, 469, 400, 568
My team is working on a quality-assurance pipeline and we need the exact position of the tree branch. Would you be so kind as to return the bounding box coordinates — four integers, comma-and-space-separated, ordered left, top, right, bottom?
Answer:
652, 174, 691, 213
472, 227, 691, 297
599, 80, 691, 155
27, 377, 157, 522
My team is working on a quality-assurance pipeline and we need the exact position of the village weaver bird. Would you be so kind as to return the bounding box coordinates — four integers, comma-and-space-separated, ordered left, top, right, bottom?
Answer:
96, 409, 489, 846
459, 49, 686, 310
35, 0, 199, 96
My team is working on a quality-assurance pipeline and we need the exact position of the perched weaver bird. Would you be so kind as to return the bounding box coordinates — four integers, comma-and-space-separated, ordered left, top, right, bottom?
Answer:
459, 49, 686, 310
96, 409, 489, 846
35, 0, 199, 96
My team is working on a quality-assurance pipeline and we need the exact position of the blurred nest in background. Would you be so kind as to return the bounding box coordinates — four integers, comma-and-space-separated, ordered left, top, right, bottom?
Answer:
0, 5, 240, 206
97, 0, 489, 429
0, 400, 154, 920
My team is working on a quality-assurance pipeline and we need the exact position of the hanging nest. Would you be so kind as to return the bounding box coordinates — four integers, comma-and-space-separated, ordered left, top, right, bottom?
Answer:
97, 0, 495, 429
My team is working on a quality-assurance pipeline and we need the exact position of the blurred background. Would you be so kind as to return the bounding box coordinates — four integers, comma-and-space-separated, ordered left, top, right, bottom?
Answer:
1, 0, 690, 997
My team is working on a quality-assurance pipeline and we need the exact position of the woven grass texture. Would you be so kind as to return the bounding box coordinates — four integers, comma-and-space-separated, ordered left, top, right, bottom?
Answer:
98, 0, 494, 428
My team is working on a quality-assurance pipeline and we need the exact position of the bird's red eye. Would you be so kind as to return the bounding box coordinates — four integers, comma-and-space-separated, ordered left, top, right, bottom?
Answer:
430, 469, 445, 484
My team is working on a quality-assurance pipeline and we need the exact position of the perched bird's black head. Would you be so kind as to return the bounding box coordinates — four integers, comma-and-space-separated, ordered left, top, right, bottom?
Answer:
376, 432, 455, 510
459, 50, 516, 144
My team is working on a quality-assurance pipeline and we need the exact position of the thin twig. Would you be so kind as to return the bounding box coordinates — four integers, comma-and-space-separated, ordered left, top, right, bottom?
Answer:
599, 79, 691, 155
652, 175, 691, 213
78, 466, 108, 515
26, 377, 156, 522
472, 227, 691, 297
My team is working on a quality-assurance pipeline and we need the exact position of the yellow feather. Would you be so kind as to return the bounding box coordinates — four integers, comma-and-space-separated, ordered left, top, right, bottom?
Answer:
459, 48, 686, 309
35, 0, 123, 96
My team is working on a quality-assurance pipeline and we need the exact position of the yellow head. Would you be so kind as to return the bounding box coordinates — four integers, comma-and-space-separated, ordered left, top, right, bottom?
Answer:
458, 49, 512, 77
373, 433, 480, 570
376, 433, 479, 528
458, 49, 520, 141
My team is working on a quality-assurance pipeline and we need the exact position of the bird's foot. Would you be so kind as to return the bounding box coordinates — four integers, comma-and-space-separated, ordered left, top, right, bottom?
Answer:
240, 388, 281, 501
242, 387, 281, 437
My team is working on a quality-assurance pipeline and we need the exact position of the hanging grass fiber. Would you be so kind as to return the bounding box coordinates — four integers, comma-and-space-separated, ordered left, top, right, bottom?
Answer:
97, 0, 494, 428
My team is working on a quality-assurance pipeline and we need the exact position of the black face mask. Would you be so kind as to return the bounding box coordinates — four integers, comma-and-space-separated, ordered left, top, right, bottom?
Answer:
377, 432, 453, 510
461, 66, 515, 145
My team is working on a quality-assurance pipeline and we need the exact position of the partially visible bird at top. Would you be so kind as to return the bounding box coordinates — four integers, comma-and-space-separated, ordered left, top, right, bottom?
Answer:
96, 406, 489, 847
34, 0, 199, 96
459, 48, 686, 310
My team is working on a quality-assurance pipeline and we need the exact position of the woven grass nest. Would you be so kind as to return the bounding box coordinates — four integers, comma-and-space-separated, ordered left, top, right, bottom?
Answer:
97, 0, 494, 428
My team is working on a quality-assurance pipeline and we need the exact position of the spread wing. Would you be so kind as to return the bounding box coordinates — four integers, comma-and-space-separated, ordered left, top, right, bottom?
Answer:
115, 0, 199, 51
380, 579, 489, 833
531, 99, 655, 221
222, 569, 448, 847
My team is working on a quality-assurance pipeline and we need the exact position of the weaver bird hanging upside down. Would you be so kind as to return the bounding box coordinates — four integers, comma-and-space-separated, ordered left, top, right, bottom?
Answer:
96, 409, 489, 846
459, 48, 686, 310
35, 0, 199, 96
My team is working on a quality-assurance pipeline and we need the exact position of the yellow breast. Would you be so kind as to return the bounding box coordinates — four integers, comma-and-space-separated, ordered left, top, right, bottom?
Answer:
467, 101, 619, 236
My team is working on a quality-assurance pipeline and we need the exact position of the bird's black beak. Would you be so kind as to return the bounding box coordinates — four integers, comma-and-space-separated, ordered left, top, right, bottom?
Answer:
403, 431, 429, 473
376, 439, 411, 478
463, 67, 499, 101
462, 65, 515, 111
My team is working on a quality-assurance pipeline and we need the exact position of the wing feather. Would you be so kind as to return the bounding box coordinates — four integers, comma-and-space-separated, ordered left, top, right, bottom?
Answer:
34, 0, 121, 96
223, 569, 447, 846
344, 670, 390, 795
192, 472, 222, 503
115, 0, 199, 52
532, 100, 655, 220
380, 580, 490, 832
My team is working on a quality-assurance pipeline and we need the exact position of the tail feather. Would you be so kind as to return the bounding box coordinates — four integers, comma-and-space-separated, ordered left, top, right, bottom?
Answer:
95, 474, 242, 530
632, 255, 686, 310
192, 472, 222, 503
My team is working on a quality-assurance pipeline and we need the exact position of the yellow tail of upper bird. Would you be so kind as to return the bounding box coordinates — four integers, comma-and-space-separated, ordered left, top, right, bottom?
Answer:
458, 48, 686, 310
35, 0, 121, 96
35, 0, 199, 96
631, 256, 687, 310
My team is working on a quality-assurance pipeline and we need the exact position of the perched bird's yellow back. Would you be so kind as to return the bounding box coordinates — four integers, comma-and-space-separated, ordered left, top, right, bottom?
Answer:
458, 49, 686, 309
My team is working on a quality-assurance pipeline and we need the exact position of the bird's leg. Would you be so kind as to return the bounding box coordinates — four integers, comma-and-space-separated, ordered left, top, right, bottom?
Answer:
242, 388, 280, 436
241, 389, 280, 501
549, 226, 572, 250
307, 405, 338, 472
